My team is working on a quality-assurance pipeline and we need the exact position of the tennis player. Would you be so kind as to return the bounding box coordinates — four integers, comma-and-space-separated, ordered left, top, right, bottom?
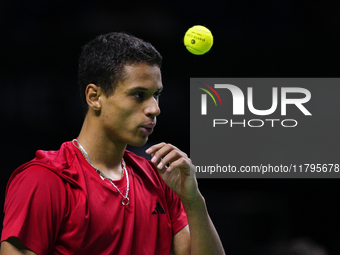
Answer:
0, 32, 225, 255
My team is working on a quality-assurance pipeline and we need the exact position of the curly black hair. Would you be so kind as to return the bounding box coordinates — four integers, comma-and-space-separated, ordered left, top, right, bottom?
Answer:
78, 32, 162, 113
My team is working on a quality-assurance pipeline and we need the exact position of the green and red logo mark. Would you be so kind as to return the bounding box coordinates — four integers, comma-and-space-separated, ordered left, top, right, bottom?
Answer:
197, 82, 222, 115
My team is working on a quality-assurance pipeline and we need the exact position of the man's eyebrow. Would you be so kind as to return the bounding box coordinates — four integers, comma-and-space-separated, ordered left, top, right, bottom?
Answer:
129, 86, 163, 92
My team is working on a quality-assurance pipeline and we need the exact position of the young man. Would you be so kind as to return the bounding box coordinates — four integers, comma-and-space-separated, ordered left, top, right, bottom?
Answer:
0, 32, 225, 255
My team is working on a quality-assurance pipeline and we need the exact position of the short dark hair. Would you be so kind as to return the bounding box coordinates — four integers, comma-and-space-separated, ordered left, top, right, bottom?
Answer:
78, 32, 162, 113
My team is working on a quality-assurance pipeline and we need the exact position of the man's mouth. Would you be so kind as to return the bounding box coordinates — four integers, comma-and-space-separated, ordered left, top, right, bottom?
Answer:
140, 123, 156, 135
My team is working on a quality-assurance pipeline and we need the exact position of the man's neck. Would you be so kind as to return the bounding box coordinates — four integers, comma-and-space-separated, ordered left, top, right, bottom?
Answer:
77, 115, 127, 180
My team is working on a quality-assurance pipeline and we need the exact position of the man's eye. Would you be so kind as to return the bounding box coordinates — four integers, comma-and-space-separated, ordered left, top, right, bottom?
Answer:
134, 93, 144, 99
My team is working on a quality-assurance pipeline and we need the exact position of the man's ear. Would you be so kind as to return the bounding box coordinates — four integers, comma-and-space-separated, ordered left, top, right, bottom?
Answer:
85, 84, 102, 111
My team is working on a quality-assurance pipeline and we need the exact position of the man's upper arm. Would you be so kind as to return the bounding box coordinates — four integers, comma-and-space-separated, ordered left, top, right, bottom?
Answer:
0, 238, 37, 255
171, 225, 191, 255
1, 166, 67, 254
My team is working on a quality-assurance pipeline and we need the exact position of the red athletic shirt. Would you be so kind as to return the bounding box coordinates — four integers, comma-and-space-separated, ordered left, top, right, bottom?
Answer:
1, 141, 188, 255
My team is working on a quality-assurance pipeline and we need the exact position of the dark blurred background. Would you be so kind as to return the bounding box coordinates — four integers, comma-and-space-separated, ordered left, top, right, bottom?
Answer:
1, 1, 340, 254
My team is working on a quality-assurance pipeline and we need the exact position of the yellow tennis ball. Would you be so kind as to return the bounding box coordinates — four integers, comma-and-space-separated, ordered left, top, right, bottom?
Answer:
184, 25, 213, 55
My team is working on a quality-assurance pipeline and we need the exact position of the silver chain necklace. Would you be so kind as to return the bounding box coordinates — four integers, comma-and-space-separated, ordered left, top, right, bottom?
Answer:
72, 139, 130, 206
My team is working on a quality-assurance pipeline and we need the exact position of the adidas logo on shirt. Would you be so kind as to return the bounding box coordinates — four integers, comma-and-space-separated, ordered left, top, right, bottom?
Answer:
152, 202, 165, 214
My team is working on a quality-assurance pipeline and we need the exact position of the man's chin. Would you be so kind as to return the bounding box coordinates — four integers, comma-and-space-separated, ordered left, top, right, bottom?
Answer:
127, 136, 149, 147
